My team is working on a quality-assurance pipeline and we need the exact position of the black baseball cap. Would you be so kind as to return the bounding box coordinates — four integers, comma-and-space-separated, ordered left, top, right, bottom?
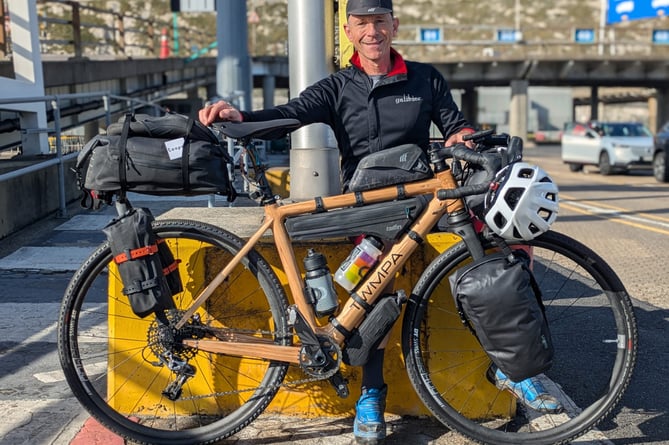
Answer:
346, 0, 393, 16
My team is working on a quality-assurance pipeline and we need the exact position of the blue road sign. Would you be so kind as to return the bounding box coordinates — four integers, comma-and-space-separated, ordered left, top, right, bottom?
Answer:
171, 0, 215, 12
497, 29, 522, 43
574, 28, 596, 43
420, 28, 441, 43
607, 0, 669, 24
652, 29, 669, 44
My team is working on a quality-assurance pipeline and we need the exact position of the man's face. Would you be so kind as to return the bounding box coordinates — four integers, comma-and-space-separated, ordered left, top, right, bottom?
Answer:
344, 13, 398, 64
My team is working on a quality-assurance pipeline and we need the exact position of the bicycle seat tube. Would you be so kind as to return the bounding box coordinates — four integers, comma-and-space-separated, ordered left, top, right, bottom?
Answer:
320, 167, 467, 345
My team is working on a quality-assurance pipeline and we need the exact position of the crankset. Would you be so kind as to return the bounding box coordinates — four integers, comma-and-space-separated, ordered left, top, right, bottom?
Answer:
288, 306, 349, 398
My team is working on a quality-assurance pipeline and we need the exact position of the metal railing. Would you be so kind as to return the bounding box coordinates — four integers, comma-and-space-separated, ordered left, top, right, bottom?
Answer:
34, 0, 212, 59
393, 23, 669, 61
0, 92, 164, 218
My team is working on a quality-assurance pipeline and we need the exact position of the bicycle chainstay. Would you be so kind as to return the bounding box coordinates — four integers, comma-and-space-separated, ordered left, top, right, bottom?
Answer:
146, 315, 342, 402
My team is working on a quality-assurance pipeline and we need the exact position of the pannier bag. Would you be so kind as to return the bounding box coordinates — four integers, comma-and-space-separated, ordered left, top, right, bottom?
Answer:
75, 113, 236, 207
348, 144, 433, 192
102, 207, 178, 318
449, 247, 554, 381
285, 195, 429, 241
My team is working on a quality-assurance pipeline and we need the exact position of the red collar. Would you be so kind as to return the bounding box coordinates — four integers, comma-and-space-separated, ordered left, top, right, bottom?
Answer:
350, 48, 407, 77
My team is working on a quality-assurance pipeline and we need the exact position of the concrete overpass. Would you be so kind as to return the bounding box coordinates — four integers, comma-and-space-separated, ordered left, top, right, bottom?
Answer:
2, 0, 669, 241
0, 55, 290, 152
3, 55, 668, 150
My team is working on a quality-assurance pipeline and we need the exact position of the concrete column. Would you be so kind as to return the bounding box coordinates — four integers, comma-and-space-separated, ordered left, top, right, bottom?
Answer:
460, 87, 478, 127
262, 75, 276, 108
590, 86, 599, 121
0, 0, 48, 155
215, 0, 251, 111
509, 80, 528, 139
83, 121, 100, 143
287, 0, 340, 200
648, 88, 668, 133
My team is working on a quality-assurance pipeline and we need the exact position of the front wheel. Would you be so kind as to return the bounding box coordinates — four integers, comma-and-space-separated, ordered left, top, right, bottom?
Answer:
58, 219, 291, 445
402, 230, 637, 445
653, 150, 669, 182
599, 151, 613, 175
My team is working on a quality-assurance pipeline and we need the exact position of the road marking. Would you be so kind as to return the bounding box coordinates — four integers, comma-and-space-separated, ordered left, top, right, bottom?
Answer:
559, 195, 669, 235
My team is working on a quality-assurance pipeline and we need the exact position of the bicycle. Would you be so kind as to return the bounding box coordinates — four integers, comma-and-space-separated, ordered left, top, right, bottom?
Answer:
57, 119, 638, 445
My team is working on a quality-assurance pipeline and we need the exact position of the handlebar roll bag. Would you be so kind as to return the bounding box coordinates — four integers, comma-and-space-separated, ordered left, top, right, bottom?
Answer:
348, 144, 433, 192
75, 113, 236, 205
449, 248, 554, 381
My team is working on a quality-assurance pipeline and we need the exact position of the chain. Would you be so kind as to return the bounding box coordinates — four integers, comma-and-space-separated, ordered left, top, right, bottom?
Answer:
179, 365, 338, 402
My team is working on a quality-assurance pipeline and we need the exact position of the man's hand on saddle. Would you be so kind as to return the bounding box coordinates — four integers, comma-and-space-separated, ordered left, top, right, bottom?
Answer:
199, 100, 243, 126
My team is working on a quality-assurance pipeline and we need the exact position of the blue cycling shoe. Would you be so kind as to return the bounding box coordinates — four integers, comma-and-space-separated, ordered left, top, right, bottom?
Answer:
489, 365, 563, 414
353, 385, 387, 444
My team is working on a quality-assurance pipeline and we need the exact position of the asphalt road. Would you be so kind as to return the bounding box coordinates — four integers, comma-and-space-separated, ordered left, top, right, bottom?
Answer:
0, 145, 667, 444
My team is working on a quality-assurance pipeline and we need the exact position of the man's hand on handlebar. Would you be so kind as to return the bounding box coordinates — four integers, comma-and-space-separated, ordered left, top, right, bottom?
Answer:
199, 100, 242, 126
445, 128, 476, 150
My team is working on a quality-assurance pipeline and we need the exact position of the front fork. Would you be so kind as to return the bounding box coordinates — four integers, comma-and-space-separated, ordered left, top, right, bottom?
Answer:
446, 210, 486, 261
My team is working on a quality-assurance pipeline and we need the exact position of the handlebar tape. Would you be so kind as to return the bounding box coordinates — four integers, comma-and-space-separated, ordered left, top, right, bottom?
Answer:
436, 146, 496, 201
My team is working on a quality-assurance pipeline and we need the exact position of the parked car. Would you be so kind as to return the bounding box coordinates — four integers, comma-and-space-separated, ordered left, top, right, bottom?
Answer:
561, 121, 654, 176
653, 121, 669, 183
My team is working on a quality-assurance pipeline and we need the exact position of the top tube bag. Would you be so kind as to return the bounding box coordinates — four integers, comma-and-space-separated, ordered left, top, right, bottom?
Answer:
347, 144, 433, 192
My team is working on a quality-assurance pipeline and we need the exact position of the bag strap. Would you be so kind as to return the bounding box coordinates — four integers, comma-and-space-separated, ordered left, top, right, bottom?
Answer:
113, 243, 160, 264
118, 113, 134, 200
492, 234, 545, 311
182, 118, 194, 192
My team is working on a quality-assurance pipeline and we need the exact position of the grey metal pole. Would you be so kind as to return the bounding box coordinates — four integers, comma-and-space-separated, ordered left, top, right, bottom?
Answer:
215, 0, 251, 111
51, 97, 68, 218
287, 0, 340, 200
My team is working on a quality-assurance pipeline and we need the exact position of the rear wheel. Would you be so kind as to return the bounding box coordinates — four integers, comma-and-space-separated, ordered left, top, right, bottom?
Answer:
58, 219, 291, 445
402, 230, 637, 445
567, 163, 583, 172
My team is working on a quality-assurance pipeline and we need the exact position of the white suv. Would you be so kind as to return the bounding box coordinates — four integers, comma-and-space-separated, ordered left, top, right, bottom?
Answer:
561, 121, 654, 175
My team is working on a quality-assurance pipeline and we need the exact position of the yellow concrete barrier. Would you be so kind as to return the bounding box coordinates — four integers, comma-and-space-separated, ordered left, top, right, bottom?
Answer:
108, 222, 512, 419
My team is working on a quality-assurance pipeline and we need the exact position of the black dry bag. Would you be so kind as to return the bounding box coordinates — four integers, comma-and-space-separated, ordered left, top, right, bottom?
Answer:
102, 207, 178, 318
449, 248, 554, 381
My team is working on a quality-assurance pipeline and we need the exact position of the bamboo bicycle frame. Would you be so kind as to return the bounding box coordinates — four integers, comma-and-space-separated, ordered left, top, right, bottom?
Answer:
177, 166, 466, 365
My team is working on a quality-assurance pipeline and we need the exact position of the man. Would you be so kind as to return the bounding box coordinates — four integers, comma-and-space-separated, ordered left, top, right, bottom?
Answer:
199, 0, 560, 442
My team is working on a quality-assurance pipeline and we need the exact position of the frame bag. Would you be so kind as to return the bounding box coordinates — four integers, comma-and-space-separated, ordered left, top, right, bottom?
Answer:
449, 245, 554, 381
102, 207, 179, 318
75, 113, 236, 208
348, 144, 433, 192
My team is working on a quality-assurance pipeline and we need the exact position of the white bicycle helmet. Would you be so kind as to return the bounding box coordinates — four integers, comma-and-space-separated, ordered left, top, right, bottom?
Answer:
484, 162, 559, 241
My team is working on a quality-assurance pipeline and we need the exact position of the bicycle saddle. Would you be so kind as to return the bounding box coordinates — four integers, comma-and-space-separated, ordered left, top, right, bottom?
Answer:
213, 119, 301, 140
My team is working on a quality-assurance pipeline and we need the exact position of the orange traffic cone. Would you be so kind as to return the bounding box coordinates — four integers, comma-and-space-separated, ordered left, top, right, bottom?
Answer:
159, 28, 169, 58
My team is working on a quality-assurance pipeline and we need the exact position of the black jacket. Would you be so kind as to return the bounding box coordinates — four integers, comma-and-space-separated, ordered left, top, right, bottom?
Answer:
241, 49, 471, 184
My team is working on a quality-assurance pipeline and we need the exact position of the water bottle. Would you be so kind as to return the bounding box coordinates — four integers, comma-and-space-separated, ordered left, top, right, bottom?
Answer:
303, 249, 339, 317
334, 236, 383, 292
